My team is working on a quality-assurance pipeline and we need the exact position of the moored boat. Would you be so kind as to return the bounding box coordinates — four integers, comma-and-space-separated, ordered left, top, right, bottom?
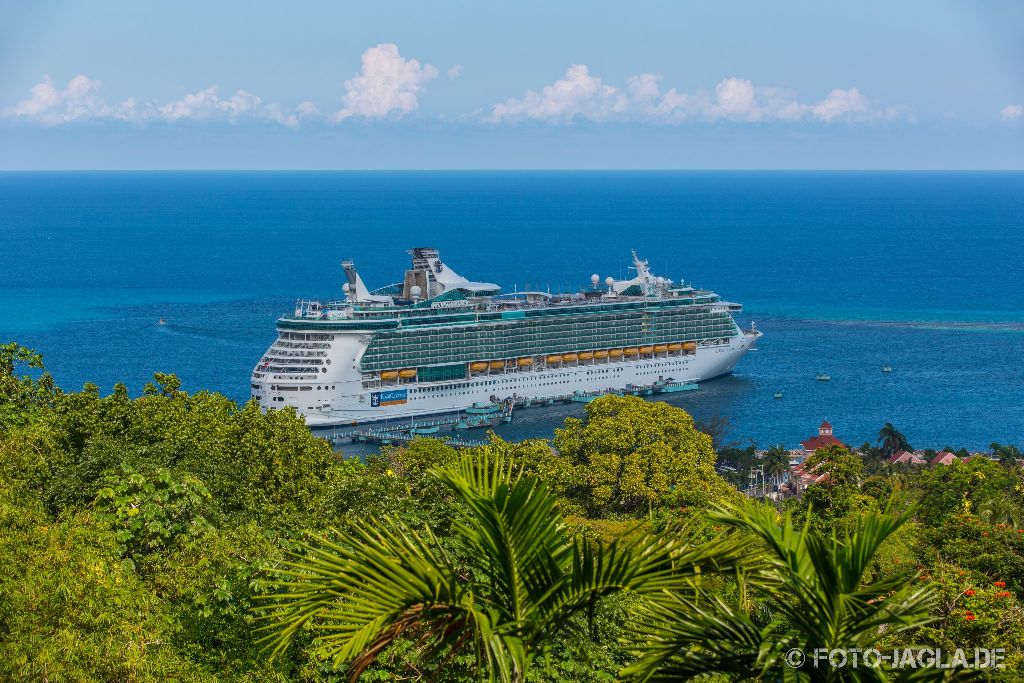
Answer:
250, 248, 761, 426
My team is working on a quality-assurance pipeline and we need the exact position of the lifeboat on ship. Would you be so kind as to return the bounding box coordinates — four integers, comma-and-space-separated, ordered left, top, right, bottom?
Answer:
562, 353, 578, 363
470, 362, 488, 373
380, 370, 399, 381
609, 349, 623, 358
682, 342, 697, 353
654, 344, 668, 353
624, 347, 639, 357
546, 354, 562, 364
399, 368, 417, 379
579, 351, 594, 361
668, 343, 682, 352
594, 350, 609, 359
517, 357, 533, 367
489, 360, 504, 371
638, 346, 654, 355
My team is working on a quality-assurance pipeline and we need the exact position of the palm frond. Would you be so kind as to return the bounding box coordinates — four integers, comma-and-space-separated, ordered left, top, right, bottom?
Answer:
256, 516, 475, 675
433, 452, 574, 626
622, 592, 786, 682
625, 501, 938, 681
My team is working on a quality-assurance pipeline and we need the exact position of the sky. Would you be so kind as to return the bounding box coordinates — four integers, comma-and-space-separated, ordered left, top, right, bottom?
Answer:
1, 0, 1022, 169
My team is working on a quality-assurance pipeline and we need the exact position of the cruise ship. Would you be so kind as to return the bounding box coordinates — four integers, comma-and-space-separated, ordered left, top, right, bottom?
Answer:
251, 248, 761, 426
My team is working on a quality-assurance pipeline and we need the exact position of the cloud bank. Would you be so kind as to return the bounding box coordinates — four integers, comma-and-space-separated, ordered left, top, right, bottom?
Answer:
3, 49, 911, 128
2, 43, 437, 128
2, 75, 310, 128
489, 65, 904, 125
1001, 104, 1023, 121
4, 75, 138, 125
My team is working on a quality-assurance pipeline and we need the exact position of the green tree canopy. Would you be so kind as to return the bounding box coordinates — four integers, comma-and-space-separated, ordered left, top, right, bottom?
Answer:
553, 395, 735, 516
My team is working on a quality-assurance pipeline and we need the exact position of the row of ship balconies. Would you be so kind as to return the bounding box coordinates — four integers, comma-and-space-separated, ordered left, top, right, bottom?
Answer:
367, 341, 702, 385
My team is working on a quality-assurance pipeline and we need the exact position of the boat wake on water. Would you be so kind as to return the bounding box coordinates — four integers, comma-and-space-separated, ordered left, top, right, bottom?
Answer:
795, 319, 1024, 334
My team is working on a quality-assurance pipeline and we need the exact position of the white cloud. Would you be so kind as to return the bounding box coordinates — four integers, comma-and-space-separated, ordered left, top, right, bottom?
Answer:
155, 87, 263, 123
1001, 104, 1023, 121
3, 75, 308, 127
335, 43, 438, 122
295, 101, 319, 117
4, 74, 137, 124
488, 67, 905, 126
447, 65, 462, 80
489, 65, 628, 123
810, 88, 869, 122
714, 78, 759, 121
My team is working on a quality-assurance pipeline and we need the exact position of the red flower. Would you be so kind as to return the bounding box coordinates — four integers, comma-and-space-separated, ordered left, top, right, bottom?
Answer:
964, 612, 976, 621
964, 589, 976, 596
996, 591, 1011, 598
983, 532, 989, 536
995, 581, 1007, 587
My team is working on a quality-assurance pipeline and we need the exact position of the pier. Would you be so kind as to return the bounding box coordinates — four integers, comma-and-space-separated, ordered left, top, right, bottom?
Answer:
343, 429, 489, 449
323, 381, 699, 449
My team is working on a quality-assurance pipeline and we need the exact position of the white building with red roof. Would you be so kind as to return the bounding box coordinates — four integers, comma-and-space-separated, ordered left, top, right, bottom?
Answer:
789, 460, 830, 493
800, 420, 846, 456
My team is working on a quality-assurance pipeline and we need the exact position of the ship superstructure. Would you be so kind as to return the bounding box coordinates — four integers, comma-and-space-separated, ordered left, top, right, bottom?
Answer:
251, 248, 761, 426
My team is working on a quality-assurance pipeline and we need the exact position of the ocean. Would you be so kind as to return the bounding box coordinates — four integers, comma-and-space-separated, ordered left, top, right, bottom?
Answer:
1, 171, 1021, 451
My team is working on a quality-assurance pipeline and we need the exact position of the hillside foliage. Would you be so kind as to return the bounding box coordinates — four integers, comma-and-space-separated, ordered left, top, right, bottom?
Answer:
1, 342, 1022, 680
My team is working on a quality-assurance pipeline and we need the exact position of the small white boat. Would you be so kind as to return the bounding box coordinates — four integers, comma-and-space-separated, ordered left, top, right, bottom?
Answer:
882, 365, 892, 373
774, 391, 783, 399
816, 373, 831, 381
158, 318, 167, 326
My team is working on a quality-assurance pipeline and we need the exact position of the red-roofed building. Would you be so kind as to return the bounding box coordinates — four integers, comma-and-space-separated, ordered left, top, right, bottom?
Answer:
931, 450, 959, 466
800, 420, 846, 455
888, 450, 927, 465
790, 460, 831, 494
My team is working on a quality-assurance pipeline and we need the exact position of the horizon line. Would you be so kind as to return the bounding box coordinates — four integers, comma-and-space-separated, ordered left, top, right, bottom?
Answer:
3, 168, 1024, 173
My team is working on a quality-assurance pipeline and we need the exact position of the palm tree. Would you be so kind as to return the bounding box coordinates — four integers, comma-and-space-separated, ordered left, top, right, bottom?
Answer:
621, 501, 935, 681
877, 422, 912, 458
258, 453, 750, 682
762, 445, 791, 493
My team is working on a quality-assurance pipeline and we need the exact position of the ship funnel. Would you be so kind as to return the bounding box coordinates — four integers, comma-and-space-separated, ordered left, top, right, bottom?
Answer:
341, 259, 391, 303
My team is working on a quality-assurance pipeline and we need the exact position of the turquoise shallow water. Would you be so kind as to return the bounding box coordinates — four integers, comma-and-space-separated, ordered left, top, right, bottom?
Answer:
1, 171, 1021, 449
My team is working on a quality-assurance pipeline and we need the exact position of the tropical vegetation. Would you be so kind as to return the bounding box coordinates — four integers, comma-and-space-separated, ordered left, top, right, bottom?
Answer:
1, 342, 1022, 681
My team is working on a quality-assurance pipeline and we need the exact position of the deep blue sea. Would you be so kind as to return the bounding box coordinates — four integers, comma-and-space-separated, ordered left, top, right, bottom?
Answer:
1, 171, 1021, 451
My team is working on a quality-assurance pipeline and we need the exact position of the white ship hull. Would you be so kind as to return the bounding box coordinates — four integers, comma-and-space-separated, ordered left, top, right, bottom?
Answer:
252, 330, 759, 427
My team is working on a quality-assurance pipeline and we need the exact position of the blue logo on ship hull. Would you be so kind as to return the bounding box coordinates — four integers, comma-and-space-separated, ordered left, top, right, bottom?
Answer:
371, 389, 408, 407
